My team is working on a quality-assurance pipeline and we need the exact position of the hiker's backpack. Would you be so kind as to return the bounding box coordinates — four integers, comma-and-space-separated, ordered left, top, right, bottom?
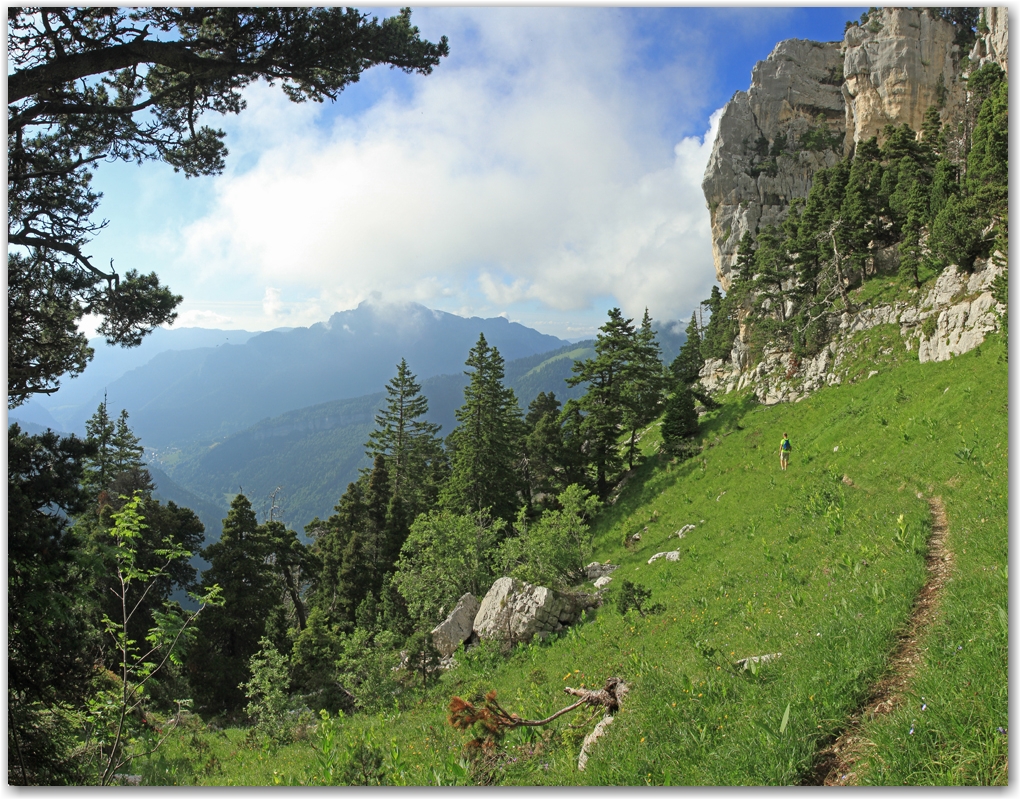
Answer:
782, 438, 791, 452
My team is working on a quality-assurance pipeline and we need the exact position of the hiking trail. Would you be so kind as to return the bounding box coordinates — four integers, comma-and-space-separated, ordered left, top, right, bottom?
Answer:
806, 495, 953, 786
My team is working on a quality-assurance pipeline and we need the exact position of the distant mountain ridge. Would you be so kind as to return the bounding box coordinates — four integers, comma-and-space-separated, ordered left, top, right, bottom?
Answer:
46, 301, 569, 449
156, 339, 601, 532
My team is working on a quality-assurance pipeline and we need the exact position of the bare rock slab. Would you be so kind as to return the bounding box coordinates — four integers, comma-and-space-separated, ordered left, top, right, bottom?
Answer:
473, 577, 596, 645
431, 592, 480, 658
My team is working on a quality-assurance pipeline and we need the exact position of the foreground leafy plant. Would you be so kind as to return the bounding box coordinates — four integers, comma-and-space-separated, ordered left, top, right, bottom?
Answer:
85, 493, 221, 785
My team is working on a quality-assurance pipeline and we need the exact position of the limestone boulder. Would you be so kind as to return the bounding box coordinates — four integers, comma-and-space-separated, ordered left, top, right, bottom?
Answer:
473, 577, 597, 645
431, 593, 480, 658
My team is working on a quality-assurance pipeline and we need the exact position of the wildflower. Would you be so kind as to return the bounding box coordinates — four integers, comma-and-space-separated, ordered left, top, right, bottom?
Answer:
997, 727, 1006, 735
909, 727, 914, 735
921, 704, 927, 712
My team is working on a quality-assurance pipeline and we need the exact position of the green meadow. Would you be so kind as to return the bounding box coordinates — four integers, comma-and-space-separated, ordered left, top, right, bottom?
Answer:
139, 333, 1008, 786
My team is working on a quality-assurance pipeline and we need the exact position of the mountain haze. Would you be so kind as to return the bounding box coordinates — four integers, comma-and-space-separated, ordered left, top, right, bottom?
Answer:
55, 301, 568, 448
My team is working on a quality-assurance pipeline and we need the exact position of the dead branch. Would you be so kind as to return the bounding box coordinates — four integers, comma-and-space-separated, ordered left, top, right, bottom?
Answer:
448, 678, 628, 759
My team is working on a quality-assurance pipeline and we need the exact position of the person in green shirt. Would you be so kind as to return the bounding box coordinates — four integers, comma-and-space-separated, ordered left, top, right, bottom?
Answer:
779, 433, 791, 471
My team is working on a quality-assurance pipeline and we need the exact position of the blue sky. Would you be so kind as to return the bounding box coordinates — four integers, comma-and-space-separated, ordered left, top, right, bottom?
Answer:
86, 6, 864, 341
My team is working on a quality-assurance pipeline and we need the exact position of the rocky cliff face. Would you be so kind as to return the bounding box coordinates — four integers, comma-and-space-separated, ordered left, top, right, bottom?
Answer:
698, 7, 1008, 406
703, 7, 1009, 289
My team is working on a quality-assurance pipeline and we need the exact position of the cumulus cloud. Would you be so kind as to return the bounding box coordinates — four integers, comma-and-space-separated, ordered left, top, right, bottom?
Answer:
176, 8, 722, 330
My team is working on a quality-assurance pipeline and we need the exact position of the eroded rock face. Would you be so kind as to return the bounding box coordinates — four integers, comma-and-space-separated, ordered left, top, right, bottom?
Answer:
472, 577, 596, 645
970, 7, 1009, 76
431, 593, 480, 658
842, 9, 963, 149
702, 8, 1006, 289
702, 38, 845, 288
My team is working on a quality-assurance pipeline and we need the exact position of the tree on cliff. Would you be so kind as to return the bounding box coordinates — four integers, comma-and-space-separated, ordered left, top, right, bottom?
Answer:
8, 7, 449, 406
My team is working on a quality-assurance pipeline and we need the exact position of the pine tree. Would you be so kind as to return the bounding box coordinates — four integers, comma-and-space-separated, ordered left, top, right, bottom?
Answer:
443, 334, 525, 524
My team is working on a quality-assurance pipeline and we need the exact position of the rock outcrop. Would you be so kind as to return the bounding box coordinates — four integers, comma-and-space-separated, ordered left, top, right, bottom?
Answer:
431, 593, 480, 658
585, 562, 619, 582
472, 577, 597, 645
841, 9, 964, 149
703, 7, 1008, 289
699, 255, 1006, 405
702, 38, 845, 289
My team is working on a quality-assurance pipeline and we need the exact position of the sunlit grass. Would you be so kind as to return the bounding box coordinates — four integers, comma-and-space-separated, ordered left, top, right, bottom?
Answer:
137, 333, 1007, 786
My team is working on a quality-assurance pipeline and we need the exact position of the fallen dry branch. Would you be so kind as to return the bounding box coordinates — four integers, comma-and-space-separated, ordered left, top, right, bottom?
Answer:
449, 678, 628, 763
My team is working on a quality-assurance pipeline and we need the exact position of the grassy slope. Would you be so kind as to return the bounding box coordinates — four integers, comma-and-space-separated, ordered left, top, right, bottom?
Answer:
145, 331, 1007, 786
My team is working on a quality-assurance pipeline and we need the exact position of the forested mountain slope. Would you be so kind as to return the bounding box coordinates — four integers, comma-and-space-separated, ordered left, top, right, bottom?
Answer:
56, 301, 569, 448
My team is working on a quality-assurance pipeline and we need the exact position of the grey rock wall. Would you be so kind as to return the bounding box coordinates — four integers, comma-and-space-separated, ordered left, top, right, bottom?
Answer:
703, 8, 1008, 289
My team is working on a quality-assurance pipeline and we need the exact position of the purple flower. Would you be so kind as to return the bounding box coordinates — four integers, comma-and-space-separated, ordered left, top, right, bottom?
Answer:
998, 727, 1007, 735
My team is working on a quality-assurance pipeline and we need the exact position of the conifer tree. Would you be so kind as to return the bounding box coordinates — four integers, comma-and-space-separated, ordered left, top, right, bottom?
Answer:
661, 386, 699, 457
522, 392, 567, 510
568, 308, 636, 499
83, 396, 115, 498
192, 494, 282, 713
366, 359, 444, 516
623, 309, 668, 470
443, 334, 525, 524
670, 312, 703, 386
307, 481, 368, 628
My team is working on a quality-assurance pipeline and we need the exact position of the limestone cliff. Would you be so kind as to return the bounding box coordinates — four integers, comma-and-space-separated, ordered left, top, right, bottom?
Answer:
698, 7, 1008, 406
703, 7, 1009, 289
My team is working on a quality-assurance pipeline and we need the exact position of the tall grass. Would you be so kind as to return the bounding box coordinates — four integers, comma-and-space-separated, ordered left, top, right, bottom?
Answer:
137, 334, 1007, 786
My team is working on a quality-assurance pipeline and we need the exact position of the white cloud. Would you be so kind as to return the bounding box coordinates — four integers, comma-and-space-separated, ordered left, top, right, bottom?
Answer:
176, 8, 722, 330
262, 287, 283, 321
172, 309, 232, 328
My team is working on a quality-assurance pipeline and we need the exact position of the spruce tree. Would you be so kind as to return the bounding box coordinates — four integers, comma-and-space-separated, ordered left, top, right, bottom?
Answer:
83, 396, 115, 498
192, 493, 282, 713
443, 334, 525, 524
366, 359, 444, 516
307, 481, 367, 627
671, 312, 704, 386
661, 386, 699, 457
623, 309, 668, 469
523, 391, 566, 510
567, 308, 636, 499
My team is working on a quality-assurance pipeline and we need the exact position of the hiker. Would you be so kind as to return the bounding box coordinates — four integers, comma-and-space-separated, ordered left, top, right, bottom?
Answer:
779, 433, 791, 471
